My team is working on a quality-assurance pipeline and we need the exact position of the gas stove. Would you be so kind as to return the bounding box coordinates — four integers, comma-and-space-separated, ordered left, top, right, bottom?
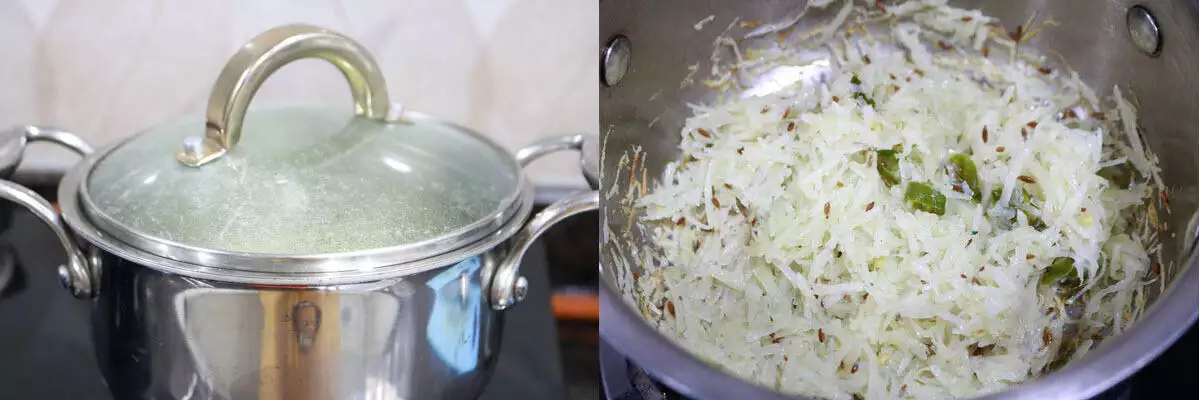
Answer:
600, 323, 1196, 399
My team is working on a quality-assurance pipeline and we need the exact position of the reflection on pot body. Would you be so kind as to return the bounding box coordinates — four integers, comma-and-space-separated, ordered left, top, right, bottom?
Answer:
92, 252, 503, 400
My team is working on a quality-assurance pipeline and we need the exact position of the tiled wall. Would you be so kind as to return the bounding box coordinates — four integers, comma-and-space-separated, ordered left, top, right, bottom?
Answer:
0, 0, 596, 189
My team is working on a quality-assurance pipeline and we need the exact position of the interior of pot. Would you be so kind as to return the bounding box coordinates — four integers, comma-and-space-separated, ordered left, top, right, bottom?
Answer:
600, 0, 1197, 397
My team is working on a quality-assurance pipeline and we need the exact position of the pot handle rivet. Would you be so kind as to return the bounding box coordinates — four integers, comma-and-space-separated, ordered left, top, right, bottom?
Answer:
1127, 6, 1162, 57
176, 24, 391, 167
512, 276, 529, 303
602, 35, 632, 87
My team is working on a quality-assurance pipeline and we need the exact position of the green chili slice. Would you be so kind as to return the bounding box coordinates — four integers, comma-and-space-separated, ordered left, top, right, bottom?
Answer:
1018, 185, 1047, 231
1097, 165, 1133, 188
1041, 257, 1076, 285
990, 186, 1047, 231
948, 154, 981, 203
905, 182, 946, 216
877, 149, 901, 187
852, 92, 876, 108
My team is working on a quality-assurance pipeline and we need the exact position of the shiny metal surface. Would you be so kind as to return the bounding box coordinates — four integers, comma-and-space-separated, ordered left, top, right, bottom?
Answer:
90, 247, 502, 400
57, 139, 597, 289
1127, 6, 1163, 57
601, 35, 632, 87
582, 135, 600, 190
514, 133, 601, 190
598, 1, 1199, 399
493, 134, 601, 310
0, 208, 577, 400
0, 125, 93, 177
0, 130, 588, 399
10, 131, 592, 398
0, 206, 578, 400
4, 23, 592, 400
0, 181, 92, 299
176, 24, 390, 167
8, 141, 582, 400
0, 126, 95, 298
491, 190, 599, 310
516, 134, 588, 167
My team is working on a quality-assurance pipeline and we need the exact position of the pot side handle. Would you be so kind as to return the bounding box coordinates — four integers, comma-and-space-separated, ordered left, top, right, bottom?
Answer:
21, 126, 94, 156
515, 134, 587, 167
0, 126, 95, 298
490, 134, 600, 310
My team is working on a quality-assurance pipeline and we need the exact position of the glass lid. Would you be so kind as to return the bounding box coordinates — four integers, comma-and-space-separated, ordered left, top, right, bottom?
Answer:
78, 24, 527, 273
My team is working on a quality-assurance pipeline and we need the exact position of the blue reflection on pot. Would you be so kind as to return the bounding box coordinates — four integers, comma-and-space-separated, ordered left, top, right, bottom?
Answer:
425, 256, 482, 375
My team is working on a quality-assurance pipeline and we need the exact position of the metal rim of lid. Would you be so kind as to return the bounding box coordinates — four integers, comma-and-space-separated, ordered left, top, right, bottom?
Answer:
58, 146, 536, 285
72, 111, 530, 278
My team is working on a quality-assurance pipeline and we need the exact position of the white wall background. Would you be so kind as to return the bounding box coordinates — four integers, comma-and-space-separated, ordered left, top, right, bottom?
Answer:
0, 0, 597, 190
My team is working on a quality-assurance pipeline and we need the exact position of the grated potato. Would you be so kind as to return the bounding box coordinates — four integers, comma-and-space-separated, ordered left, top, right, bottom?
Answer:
627, 1, 1163, 399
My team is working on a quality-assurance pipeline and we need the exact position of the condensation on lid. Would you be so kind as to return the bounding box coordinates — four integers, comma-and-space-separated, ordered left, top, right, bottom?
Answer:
83, 107, 521, 258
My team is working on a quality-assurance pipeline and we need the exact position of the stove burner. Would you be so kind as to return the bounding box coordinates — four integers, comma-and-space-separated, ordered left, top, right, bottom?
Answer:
600, 339, 685, 400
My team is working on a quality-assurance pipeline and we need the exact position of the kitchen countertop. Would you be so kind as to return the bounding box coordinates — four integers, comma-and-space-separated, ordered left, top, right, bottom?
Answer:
0, 208, 569, 400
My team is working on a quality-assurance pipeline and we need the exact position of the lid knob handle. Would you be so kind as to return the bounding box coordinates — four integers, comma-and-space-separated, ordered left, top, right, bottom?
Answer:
176, 24, 391, 167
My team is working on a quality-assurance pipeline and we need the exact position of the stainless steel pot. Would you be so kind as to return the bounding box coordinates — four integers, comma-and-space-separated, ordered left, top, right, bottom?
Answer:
0, 25, 599, 400
598, 1, 1197, 399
